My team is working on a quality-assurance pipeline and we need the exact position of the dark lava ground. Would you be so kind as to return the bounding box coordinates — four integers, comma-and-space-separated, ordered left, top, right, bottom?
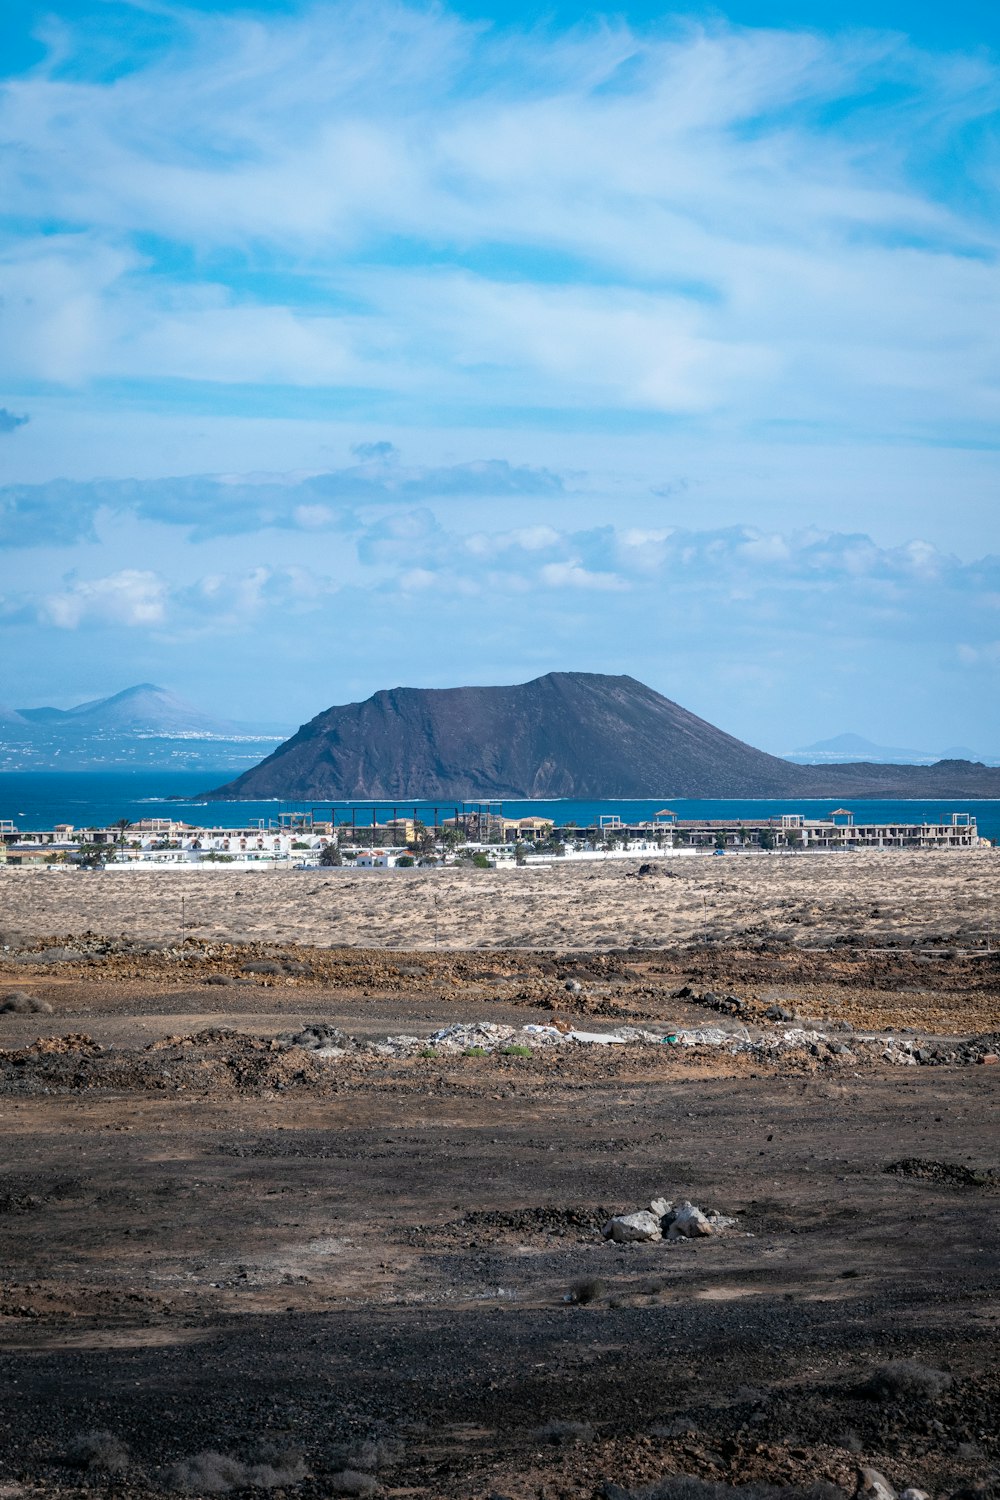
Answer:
0, 941, 998, 1500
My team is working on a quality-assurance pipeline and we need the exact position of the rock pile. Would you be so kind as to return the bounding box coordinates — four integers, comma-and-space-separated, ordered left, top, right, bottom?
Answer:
602, 1198, 739, 1244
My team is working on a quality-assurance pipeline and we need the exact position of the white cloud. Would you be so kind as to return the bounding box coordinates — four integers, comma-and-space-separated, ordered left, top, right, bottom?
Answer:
42, 569, 168, 628
539, 560, 629, 591
0, 6, 997, 436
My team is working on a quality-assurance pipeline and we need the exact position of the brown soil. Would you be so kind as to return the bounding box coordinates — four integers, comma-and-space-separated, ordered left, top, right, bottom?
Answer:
1, 866, 999, 1500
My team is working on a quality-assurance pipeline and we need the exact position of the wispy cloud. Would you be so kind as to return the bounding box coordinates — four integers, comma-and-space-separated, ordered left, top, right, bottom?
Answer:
0, 454, 564, 546
0, 5, 997, 439
0, 407, 29, 434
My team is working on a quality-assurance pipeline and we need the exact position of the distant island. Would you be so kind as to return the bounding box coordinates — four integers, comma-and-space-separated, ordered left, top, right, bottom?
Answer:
0, 684, 287, 772
787, 731, 998, 766
202, 671, 1000, 801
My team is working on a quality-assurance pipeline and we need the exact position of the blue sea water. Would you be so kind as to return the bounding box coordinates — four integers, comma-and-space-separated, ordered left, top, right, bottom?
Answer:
2, 770, 998, 842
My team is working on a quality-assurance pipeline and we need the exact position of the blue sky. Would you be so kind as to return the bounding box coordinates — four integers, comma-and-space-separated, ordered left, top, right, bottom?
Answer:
1, 0, 998, 754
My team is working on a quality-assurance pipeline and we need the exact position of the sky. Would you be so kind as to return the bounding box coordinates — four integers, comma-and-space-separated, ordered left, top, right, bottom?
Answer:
1, 0, 998, 756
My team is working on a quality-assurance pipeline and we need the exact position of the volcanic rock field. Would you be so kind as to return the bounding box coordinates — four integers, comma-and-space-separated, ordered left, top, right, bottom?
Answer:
0, 851, 997, 1500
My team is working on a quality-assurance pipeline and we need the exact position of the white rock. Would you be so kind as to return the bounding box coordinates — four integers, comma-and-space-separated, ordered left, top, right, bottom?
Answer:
650, 1198, 674, 1218
857, 1467, 897, 1500
603, 1211, 663, 1243
899, 1489, 929, 1500
707, 1212, 738, 1232
666, 1202, 715, 1238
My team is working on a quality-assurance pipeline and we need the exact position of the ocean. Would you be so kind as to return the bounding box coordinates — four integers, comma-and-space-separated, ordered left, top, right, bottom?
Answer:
2, 769, 999, 842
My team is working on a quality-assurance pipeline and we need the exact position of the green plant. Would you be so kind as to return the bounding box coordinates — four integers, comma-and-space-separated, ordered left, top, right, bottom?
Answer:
502, 1044, 532, 1058
418, 1047, 438, 1059
395, 854, 415, 868
463, 1045, 486, 1057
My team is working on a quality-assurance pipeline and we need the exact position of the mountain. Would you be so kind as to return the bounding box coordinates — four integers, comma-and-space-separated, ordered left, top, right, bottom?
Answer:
0, 684, 289, 772
17, 683, 237, 737
0, 702, 31, 736
787, 732, 998, 766
204, 672, 802, 800
200, 671, 1000, 802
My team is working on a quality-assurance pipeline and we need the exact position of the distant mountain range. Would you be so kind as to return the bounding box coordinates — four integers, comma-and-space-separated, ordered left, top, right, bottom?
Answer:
0, 684, 287, 772
203, 672, 1000, 801
787, 732, 998, 766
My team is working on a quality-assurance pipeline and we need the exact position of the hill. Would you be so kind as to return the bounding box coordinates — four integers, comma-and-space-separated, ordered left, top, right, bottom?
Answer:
203, 672, 799, 799
203, 672, 1000, 802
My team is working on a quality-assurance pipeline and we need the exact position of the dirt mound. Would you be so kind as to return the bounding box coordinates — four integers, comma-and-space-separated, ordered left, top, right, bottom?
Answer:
885, 1159, 999, 1188
403, 1205, 613, 1247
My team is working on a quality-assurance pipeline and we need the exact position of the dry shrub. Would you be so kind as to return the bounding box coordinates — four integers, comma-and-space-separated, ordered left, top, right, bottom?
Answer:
328, 1470, 379, 1495
535, 1420, 593, 1446
0, 991, 53, 1014
335, 1438, 404, 1472
166, 1448, 306, 1492
857, 1360, 953, 1402
568, 1277, 605, 1305
63, 1431, 130, 1473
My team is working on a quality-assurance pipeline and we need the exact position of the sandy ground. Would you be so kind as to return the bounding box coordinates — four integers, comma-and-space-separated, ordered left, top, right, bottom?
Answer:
2, 848, 1000, 951
1, 855, 998, 1500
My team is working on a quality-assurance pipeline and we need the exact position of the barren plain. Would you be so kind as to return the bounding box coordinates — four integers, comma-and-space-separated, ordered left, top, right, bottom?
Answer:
1, 851, 998, 1500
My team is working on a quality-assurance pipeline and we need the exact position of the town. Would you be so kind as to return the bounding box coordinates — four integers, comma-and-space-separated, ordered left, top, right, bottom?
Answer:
0, 805, 985, 869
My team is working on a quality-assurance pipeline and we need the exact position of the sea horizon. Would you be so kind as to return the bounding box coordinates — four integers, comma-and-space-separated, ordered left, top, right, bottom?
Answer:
3, 769, 998, 842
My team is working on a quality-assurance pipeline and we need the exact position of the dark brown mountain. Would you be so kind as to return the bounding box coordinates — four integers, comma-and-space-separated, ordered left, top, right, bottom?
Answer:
202, 671, 1000, 801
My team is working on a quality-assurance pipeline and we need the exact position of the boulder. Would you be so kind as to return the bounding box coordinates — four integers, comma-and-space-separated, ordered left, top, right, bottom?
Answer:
858, 1469, 897, 1500
665, 1202, 715, 1238
602, 1211, 663, 1243
649, 1197, 674, 1219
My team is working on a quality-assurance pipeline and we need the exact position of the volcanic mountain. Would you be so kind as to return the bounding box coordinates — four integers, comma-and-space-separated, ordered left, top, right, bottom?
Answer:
17, 683, 237, 736
203, 671, 1000, 801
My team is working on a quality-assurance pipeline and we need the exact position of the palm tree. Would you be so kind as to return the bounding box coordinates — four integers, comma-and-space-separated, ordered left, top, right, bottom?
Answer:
111, 817, 133, 861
